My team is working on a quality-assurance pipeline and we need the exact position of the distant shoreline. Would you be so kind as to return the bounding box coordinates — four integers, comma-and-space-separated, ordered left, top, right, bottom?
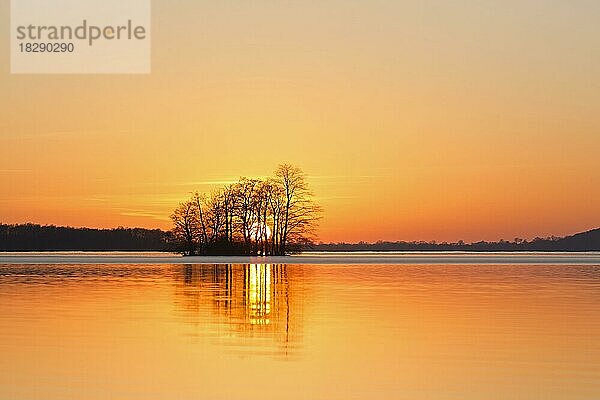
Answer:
2, 224, 599, 253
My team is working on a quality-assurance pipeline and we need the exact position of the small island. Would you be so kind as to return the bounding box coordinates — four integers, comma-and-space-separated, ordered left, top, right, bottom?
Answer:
169, 164, 321, 256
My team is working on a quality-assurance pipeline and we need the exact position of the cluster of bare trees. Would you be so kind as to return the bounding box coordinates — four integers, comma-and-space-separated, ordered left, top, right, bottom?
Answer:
170, 164, 321, 256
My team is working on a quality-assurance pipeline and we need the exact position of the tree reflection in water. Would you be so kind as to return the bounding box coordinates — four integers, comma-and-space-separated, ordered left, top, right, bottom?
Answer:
173, 264, 303, 357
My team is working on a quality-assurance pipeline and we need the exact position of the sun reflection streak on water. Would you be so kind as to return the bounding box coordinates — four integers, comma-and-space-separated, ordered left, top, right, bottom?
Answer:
248, 264, 271, 325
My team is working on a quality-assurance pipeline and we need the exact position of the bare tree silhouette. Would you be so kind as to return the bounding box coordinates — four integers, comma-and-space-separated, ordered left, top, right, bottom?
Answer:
170, 199, 201, 255
169, 164, 321, 256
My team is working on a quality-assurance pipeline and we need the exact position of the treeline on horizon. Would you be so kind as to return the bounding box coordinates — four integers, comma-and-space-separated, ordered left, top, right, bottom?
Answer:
0, 224, 168, 252
314, 229, 600, 252
1, 224, 598, 252
169, 164, 321, 256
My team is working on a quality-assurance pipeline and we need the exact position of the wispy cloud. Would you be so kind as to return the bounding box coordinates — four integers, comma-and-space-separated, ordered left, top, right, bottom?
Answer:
0, 169, 30, 173
179, 180, 238, 186
117, 208, 168, 220
308, 175, 385, 180
0, 129, 130, 141
130, 179, 240, 189
314, 195, 358, 201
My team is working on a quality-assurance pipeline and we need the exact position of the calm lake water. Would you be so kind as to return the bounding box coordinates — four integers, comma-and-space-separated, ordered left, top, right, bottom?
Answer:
1, 261, 599, 399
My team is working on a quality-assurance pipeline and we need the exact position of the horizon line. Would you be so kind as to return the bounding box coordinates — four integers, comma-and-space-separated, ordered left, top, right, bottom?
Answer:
1, 221, 597, 245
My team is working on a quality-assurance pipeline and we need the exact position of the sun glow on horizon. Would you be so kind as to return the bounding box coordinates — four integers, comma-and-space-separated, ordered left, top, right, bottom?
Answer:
248, 222, 272, 241
0, 1, 599, 242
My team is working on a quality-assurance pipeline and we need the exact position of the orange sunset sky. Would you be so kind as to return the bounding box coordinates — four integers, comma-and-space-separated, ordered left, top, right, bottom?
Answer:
1, 1, 599, 243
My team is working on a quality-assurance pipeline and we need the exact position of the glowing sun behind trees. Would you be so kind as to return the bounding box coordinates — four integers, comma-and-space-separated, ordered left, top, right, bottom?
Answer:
169, 164, 321, 256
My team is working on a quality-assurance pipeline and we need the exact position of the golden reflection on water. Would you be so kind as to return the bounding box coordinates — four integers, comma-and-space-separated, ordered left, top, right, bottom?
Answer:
0, 262, 599, 400
173, 264, 302, 357
248, 264, 271, 325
